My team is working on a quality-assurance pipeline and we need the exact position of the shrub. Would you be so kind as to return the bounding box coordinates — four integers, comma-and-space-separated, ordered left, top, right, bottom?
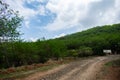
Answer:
78, 46, 93, 57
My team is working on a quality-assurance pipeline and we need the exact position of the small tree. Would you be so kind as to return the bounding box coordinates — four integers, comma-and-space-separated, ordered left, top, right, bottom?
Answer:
0, 0, 22, 42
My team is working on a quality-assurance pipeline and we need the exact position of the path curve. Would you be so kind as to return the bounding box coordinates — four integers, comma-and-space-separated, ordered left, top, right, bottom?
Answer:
17, 55, 120, 80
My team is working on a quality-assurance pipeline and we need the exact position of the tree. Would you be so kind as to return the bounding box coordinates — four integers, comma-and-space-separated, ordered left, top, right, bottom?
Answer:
0, 0, 22, 68
0, 0, 22, 42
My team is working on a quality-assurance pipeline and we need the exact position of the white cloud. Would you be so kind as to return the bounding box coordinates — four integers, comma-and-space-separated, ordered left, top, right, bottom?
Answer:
30, 37, 38, 42
4, 0, 120, 40
45, 0, 102, 31
5, 0, 46, 28
5, 0, 120, 31
25, 20, 30, 28
5, 0, 37, 19
53, 33, 66, 38
97, 0, 120, 26
44, 0, 120, 32
37, 5, 46, 15
25, 0, 46, 4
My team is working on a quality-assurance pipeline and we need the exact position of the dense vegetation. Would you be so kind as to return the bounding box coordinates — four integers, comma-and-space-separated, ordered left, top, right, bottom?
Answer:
0, 23, 120, 69
58, 24, 120, 55
0, 0, 120, 69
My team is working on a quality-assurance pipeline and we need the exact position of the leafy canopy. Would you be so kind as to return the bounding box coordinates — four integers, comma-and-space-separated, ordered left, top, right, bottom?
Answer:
0, 0, 22, 42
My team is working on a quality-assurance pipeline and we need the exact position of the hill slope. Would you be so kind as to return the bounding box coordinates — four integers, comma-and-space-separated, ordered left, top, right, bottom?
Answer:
58, 23, 120, 55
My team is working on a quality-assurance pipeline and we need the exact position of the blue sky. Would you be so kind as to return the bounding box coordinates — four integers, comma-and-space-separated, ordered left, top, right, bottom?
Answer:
5, 0, 120, 41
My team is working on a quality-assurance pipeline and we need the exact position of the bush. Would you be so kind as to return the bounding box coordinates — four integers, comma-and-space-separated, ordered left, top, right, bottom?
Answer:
67, 49, 78, 57
78, 46, 93, 57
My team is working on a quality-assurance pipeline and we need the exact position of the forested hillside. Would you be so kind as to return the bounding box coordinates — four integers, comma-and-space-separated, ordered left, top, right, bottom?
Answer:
58, 23, 120, 55
0, 23, 120, 69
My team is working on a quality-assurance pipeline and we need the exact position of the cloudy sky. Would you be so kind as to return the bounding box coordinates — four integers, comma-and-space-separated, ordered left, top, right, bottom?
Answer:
5, 0, 120, 41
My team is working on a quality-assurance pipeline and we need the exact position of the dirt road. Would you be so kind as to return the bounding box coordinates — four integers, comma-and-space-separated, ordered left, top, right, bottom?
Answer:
18, 55, 120, 80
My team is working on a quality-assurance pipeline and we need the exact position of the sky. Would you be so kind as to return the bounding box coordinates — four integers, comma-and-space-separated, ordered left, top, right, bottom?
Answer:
4, 0, 120, 41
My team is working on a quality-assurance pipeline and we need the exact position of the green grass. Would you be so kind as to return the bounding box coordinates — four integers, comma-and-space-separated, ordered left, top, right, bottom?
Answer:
105, 59, 120, 67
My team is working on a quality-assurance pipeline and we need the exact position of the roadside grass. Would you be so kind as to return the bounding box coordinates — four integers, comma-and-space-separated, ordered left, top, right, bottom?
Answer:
105, 59, 120, 67
0, 63, 60, 80
0, 59, 75, 80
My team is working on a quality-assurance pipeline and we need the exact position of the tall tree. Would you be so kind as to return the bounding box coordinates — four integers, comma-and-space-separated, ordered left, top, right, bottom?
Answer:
0, 0, 22, 68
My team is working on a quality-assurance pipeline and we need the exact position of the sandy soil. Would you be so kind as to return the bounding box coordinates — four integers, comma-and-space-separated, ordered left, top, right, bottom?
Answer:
17, 55, 120, 80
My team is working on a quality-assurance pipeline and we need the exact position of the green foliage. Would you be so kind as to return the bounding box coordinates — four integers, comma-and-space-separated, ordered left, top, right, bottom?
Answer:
0, 0, 22, 68
59, 23, 120, 55
67, 50, 78, 57
0, 40, 67, 68
78, 46, 93, 57
0, 22, 120, 69
0, 0, 22, 42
